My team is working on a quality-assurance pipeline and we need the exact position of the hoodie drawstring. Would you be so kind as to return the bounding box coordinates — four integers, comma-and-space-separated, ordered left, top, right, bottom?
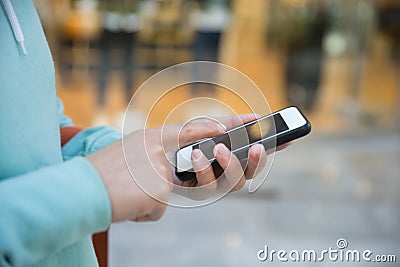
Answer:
1, 0, 28, 55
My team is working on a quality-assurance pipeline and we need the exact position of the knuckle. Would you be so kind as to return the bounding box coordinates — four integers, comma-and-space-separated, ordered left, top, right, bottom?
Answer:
195, 166, 211, 177
203, 183, 217, 197
230, 115, 240, 129
183, 123, 194, 138
150, 203, 167, 221
195, 191, 210, 201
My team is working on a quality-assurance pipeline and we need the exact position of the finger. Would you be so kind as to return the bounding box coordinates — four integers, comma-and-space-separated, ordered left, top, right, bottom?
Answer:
135, 180, 170, 222
133, 216, 151, 222
277, 141, 293, 151
147, 201, 168, 221
180, 113, 259, 145
178, 119, 226, 146
214, 143, 246, 192
192, 149, 216, 187
244, 144, 267, 179
170, 114, 258, 147
190, 149, 217, 200
231, 174, 246, 192
266, 141, 293, 154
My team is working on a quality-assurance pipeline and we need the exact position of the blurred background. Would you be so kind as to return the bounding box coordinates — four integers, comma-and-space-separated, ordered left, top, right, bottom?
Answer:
35, 0, 399, 266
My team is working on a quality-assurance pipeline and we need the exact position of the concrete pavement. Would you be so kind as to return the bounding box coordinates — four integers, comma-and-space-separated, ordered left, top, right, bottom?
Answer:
110, 131, 400, 267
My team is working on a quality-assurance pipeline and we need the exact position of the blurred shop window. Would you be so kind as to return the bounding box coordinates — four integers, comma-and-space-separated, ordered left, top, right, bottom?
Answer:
377, 0, 400, 126
33, 0, 77, 78
191, 0, 231, 62
267, 0, 328, 111
97, 0, 140, 112
136, 0, 194, 71
190, 0, 231, 95
58, 0, 102, 80
378, 1, 400, 61
33, 0, 65, 53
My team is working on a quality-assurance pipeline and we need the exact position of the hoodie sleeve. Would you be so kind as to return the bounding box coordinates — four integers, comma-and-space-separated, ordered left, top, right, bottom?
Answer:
0, 100, 122, 266
0, 100, 121, 266
57, 99, 122, 160
0, 156, 111, 267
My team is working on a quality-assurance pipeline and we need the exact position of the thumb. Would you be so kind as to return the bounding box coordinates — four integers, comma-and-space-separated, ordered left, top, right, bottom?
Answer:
178, 113, 258, 145
178, 118, 226, 146
159, 117, 226, 147
160, 114, 258, 153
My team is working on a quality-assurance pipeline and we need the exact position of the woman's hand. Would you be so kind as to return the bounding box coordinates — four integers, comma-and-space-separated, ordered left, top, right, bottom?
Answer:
87, 114, 286, 222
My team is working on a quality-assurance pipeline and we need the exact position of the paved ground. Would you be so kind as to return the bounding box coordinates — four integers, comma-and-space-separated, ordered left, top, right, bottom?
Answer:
109, 131, 400, 267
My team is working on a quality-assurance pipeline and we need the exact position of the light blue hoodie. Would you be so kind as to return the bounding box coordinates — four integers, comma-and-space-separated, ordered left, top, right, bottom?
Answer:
0, 0, 121, 266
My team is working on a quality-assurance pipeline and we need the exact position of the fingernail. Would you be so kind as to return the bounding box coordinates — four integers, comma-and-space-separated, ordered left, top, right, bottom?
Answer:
214, 144, 229, 157
193, 149, 201, 160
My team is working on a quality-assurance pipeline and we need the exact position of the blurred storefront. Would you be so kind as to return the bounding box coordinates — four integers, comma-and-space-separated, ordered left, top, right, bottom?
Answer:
33, 0, 399, 132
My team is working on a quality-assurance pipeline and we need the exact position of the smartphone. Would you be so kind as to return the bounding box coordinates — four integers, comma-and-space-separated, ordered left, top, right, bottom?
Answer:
175, 106, 311, 181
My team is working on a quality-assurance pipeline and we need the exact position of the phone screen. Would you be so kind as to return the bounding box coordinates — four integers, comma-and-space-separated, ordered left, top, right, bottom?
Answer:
191, 114, 289, 161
